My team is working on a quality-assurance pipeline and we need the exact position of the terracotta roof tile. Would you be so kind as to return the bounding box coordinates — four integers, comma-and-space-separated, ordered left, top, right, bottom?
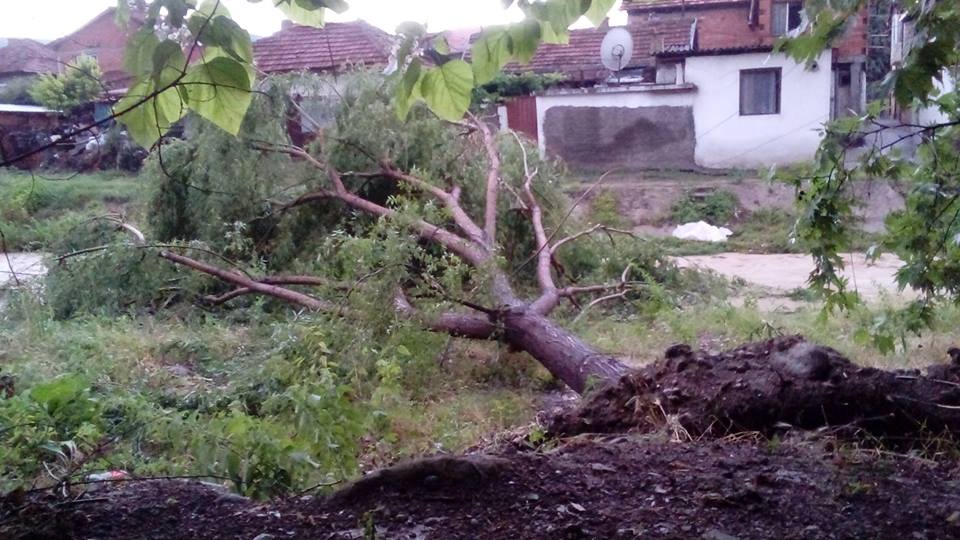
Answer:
253, 21, 393, 74
0, 39, 58, 77
504, 19, 695, 82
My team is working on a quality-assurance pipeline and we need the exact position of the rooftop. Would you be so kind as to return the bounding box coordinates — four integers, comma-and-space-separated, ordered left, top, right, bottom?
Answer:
622, 0, 749, 10
504, 19, 696, 82
253, 21, 393, 74
0, 38, 58, 77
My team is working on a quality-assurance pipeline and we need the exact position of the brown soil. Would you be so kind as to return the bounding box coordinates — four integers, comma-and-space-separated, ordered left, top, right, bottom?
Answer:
5, 336, 960, 539
551, 336, 960, 447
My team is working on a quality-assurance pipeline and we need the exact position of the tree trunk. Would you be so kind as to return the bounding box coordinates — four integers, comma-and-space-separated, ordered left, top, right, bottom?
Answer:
501, 306, 629, 394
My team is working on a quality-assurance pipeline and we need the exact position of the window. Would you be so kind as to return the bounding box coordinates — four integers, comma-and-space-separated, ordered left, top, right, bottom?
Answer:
740, 68, 781, 115
771, 1, 803, 36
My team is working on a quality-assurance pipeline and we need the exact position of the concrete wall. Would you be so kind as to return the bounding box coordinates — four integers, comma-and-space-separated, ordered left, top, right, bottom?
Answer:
536, 85, 696, 169
686, 51, 833, 169
542, 104, 696, 170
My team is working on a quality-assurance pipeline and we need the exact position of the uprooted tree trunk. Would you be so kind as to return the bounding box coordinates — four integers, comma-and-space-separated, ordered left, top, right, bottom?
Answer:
149, 119, 635, 394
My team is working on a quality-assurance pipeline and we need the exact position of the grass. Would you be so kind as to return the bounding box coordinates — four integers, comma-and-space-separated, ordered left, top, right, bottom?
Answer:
0, 170, 147, 251
574, 296, 960, 372
650, 208, 883, 256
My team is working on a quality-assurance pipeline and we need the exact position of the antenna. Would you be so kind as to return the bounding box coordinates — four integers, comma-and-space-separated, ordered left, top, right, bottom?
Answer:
600, 28, 634, 72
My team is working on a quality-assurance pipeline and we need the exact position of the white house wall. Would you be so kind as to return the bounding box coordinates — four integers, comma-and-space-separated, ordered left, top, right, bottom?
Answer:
916, 69, 956, 127
684, 51, 833, 169
532, 50, 833, 170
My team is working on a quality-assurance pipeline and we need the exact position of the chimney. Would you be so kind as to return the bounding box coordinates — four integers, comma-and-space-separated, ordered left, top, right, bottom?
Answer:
282, 20, 295, 31
599, 18, 611, 30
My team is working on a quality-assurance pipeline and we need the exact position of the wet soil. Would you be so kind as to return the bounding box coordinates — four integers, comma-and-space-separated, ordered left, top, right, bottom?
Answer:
6, 336, 960, 539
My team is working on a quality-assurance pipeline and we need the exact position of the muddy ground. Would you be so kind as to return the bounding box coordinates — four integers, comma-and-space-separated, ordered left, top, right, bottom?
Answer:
5, 337, 960, 539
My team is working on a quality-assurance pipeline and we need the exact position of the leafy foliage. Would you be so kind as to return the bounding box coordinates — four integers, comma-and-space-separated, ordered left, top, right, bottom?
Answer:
670, 190, 740, 225
113, 0, 619, 139
779, 0, 960, 350
28, 56, 103, 111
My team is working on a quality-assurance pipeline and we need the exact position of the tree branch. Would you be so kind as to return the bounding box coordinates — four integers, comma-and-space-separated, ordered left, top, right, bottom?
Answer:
159, 250, 337, 312
379, 161, 488, 248
552, 224, 636, 253
511, 132, 556, 299
472, 113, 502, 244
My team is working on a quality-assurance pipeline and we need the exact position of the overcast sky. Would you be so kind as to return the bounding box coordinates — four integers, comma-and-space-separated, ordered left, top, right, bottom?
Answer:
0, 1, 626, 41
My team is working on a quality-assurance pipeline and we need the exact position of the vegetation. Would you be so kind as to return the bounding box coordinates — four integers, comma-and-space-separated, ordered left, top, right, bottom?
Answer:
777, 0, 960, 350
0, 171, 144, 251
669, 189, 740, 225
0, 77, 41, 106
28, 56, 103, 111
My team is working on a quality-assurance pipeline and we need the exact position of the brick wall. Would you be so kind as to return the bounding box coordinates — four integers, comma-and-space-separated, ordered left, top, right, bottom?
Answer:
48, 10, 137, 87
628, 0, 866, 58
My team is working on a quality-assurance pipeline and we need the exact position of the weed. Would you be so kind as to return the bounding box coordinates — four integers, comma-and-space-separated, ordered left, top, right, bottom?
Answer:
670, 190, 739, 225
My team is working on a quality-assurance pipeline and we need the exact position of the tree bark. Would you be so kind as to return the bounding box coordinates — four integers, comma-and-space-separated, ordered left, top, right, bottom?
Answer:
500, 307, 629, 394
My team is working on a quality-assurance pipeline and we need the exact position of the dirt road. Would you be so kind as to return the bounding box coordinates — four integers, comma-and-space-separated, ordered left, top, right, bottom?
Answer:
0, 253, 45, 289
675, 252, 911, 303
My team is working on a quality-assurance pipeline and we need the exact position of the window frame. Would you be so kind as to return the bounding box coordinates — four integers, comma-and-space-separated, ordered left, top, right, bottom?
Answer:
771, 1, 803, 37
739, 67, 782, 116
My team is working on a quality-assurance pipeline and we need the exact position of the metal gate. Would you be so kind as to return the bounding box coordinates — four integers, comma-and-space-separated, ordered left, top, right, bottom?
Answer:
506, 96, 538, 142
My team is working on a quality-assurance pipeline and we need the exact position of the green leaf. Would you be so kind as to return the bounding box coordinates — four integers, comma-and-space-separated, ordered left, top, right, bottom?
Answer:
189, 14, 254, 65
508, 19, 542, 63
395, 58, 424, 120
30, 376, 86, 410
273, 0, 326, 27
471, 29, 512, 85
432, 35, 451, 56
420, 60, 474, 121
151, 40, 187, 82
182, 56, 253, 135
123, 29, 161, 77
584, 0, 616, 26
116, 77, 185, 148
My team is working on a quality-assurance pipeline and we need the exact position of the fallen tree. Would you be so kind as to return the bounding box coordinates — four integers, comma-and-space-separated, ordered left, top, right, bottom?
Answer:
128, 109, 638, 394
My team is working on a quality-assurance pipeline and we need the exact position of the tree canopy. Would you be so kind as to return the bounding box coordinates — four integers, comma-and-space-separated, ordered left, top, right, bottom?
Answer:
112, 0, 619, 147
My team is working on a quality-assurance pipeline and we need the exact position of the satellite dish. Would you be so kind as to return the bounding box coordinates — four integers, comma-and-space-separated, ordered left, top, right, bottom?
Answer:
600, 28, 633, 72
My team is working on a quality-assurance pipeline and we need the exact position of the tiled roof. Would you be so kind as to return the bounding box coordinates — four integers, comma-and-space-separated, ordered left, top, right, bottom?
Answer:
622, 0, 748, 10
253, 21, 393, 74
504, 19, 695, 82
0, 39, 58, 77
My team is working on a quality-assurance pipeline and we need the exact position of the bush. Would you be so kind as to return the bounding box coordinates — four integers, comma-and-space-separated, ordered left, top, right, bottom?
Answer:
28, 55, 102, 111
670, 190, 739, 225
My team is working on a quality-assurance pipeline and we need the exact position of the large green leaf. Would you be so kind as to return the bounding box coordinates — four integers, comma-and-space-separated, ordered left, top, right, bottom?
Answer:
584, 0, 616, 26
116, 77, 186, 148
395, 58, 424, 120
123, 28, 161, 77
264, 0, 327, 27
508, 19, 543, 63
472, 29, 512, 85
182, 56, 253, 135
420, 60, 474, 121
188, 13, 254, 65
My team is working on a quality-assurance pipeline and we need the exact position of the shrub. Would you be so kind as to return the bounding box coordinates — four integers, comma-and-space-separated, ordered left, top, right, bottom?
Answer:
670, 190, 739, 225
28, 56, 103, 111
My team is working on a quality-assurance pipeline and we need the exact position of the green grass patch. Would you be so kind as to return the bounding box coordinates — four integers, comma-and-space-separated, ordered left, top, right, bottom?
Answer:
0, 170, 146, 251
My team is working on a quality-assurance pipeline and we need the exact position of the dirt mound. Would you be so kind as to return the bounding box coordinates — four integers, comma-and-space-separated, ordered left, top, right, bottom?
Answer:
5, 439, 960, 539
552, 336, 960, 447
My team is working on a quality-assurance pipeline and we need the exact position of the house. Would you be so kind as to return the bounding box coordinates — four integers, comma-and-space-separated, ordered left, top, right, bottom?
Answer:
889, 5, 956, 128
0, 39, 59, 86
46, 7, 142, 89
253, 20, 394, 143
253, 20, 393, 75
498, 0, 868, 171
